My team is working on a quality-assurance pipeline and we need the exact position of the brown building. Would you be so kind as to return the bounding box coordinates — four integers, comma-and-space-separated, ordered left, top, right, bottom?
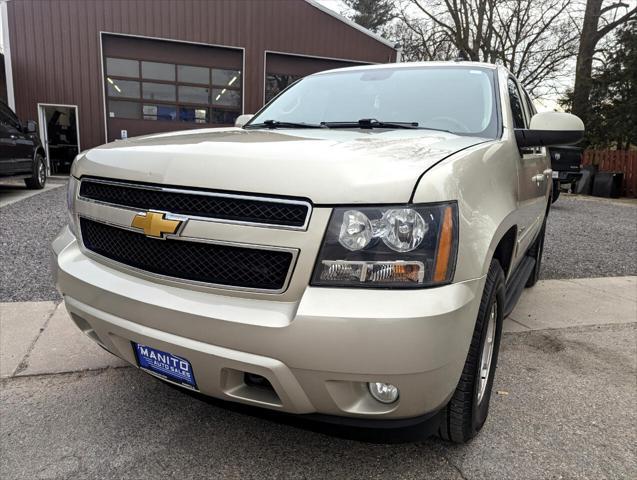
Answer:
2, 0, 396, 171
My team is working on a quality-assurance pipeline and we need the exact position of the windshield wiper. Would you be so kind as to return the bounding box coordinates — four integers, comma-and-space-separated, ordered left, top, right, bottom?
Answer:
321, 119, 421, 129
245, 119, 324, 129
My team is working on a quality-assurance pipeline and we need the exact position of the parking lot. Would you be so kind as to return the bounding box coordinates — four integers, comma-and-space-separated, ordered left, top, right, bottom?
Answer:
1, 182, 636, 479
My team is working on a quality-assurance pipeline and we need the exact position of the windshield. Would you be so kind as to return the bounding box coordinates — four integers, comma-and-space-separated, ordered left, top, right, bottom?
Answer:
248, 66, 499, 138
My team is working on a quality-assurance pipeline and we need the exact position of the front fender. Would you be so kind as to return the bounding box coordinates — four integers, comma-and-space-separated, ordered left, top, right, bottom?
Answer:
412, 140, 520, 282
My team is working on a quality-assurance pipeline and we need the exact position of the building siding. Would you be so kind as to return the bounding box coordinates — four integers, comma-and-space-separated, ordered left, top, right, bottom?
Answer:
7, 0, 396, 149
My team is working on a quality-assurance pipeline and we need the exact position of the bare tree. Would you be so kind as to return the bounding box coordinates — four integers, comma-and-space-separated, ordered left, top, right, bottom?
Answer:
571, 1, 636, 124
399, 0, 581, 97
390, 16, 456, 61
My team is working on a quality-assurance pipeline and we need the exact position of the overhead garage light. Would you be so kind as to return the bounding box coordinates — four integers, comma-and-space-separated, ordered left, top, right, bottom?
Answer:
114, 84, 121, 93
221, 88, 226, 94
228, 76, 237, 86
107, 77, 114, 85
215, 94, 221, 101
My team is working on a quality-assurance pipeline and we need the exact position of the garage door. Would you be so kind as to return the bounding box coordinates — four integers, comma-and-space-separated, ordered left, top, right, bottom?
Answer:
102, 35, 243, 142
264, 53, 370, 103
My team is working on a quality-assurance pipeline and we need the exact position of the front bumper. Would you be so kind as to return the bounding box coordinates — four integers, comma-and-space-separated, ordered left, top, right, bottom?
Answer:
554, 171, 581, 184
53, 226, 485, 421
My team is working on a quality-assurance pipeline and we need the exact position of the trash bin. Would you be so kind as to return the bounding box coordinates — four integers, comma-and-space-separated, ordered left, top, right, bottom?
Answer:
576, 165, 597, 195
592, 172, 623, 198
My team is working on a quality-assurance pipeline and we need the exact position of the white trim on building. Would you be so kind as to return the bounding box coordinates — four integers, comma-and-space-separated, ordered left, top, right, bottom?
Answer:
304, 0, 396, 49
1, 0, 15, 109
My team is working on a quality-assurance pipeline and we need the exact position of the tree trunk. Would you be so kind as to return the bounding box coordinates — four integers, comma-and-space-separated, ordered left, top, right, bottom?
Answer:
572, 0, 603, 124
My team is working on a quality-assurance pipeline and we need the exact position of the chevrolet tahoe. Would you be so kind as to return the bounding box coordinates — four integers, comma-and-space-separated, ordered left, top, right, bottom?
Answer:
52, 62, 584, 443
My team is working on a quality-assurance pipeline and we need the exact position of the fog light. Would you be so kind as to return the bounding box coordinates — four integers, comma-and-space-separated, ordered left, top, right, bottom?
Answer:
368, 382, 399, 404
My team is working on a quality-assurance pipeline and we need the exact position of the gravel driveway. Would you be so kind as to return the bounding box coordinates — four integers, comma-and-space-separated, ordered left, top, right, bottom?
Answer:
0, 186, 635, 302
543, 195, 637, 279
0, 186, 67, 302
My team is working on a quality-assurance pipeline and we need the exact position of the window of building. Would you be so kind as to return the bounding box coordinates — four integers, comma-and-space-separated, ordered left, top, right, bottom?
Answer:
141, 61, 175, 81
179, 106, 209, 124
178, 85, 209, 104
105, 57, 242, 125
143, 82, 176, 102
107, 79, 140, 98
143, 104, 177, 121
108, 100, 140, 119
106, 58, 139, 77
178, 65, 209, 84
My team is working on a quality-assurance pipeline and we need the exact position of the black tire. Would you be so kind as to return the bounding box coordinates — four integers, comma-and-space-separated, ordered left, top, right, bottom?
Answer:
437, 260, 505, 443
570, 180, 577, 194
551, 179, 560, 203
525, 221, 546, 288
24, 154, 46, 189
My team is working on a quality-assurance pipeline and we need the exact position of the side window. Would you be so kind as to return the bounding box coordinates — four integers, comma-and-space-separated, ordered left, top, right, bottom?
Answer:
0, 110, 14, 131
523, 90, 537, 120
0, 105, 20, 130
507, 78, 526, 129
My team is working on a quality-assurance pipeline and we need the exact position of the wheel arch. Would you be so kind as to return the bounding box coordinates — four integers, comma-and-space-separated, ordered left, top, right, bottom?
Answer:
491, 226, 517, 279
34, 146, 46, 160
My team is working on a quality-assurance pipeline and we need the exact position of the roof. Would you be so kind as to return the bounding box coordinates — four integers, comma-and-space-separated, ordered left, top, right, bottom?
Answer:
304, 0, 396, 49
312, 60, 500, 75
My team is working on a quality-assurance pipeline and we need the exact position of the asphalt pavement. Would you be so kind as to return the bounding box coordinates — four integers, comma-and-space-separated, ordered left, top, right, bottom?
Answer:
2, 323, 634, 479
0, 182, 636, 479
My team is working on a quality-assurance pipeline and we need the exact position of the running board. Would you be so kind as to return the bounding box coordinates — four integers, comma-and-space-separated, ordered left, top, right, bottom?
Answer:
503, 256, 536, 317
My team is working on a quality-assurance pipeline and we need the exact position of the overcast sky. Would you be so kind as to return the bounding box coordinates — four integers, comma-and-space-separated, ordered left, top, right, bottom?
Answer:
317, 0, 347, 11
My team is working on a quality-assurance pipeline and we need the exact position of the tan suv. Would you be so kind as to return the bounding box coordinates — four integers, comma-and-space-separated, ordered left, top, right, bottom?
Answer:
53, 62, 583, 442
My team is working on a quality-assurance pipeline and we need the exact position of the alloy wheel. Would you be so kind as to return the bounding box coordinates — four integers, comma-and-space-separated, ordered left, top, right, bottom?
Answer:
477, 300, 497, 404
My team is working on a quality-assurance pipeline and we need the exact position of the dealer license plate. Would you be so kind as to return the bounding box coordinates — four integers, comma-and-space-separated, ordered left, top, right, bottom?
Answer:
133, 343, 197, 390
552, 171, 559, 179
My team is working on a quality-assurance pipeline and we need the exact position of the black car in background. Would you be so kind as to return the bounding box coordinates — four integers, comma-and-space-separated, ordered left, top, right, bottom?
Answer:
0, 101, 47, 189
549, 145, 583, 203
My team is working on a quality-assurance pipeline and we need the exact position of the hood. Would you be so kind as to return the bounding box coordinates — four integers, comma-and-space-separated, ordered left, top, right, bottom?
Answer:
74, 128, 488, 204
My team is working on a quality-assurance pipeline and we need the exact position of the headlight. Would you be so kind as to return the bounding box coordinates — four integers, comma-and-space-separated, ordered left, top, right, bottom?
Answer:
311, 203, 458, 288
66, 177, 79, 237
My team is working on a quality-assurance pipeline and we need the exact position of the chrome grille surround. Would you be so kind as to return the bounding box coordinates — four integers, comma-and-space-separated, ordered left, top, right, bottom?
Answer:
78, 177, 313, 230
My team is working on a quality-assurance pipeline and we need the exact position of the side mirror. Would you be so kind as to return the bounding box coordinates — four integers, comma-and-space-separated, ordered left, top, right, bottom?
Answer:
234, 114, 254, 128
24, 120, 38, 133
515, 112, 584, 148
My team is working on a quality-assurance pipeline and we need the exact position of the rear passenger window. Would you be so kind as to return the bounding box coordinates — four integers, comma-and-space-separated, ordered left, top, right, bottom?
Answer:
507, 78, 526, 129
523, 91, 537, 119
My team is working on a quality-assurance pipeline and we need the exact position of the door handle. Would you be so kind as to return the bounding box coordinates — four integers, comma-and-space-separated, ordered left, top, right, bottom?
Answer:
532, 174, 545, 185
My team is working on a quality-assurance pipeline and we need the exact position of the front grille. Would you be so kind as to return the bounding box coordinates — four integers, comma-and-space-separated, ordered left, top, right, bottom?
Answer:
80, 218, 294, 291
79, 178, 310, 228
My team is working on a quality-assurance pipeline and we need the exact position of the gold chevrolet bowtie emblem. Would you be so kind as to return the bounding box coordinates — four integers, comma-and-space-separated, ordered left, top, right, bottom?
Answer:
131, 212, 181, 238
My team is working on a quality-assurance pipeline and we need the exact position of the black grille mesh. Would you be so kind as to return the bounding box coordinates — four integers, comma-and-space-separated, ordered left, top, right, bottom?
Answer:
79, 179, 309, 227
80, 218, 293, 290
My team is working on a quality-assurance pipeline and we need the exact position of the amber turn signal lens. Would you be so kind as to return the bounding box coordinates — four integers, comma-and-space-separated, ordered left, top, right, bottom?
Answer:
433, 206, 454, 282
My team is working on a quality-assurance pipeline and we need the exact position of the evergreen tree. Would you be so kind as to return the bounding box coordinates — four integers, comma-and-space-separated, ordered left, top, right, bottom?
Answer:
343, 0, 395, 34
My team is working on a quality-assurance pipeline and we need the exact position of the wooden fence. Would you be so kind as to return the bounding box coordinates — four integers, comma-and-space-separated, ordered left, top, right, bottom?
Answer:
582, 150, 637, 197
